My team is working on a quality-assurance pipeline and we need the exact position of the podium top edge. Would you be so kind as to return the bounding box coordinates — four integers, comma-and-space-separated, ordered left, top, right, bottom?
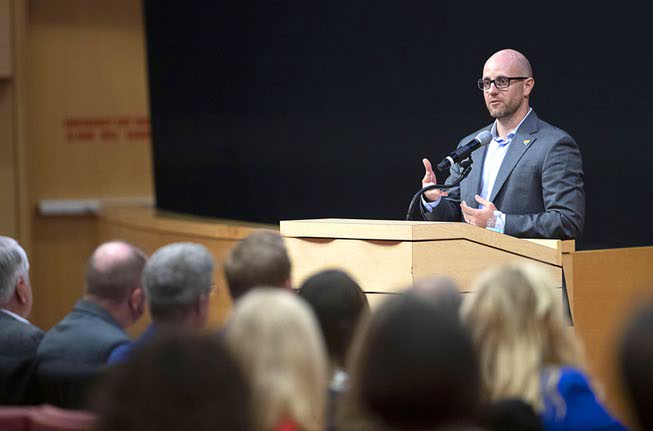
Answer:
280, 219, 569, 265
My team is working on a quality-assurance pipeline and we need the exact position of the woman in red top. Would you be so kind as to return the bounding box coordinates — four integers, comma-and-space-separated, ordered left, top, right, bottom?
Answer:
225, 289, 329, 431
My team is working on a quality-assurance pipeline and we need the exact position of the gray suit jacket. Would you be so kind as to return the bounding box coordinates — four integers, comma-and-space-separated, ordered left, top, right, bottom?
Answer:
422, 111, 585, 239
0, 311, 45, 358
37, 299, 130, 365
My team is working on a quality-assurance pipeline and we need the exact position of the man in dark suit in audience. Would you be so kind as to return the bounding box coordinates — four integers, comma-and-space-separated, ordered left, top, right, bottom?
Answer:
107, 242, 214, 364
0, 236, 44, 358
37, 241, 147, 364
224, 230, 292, 301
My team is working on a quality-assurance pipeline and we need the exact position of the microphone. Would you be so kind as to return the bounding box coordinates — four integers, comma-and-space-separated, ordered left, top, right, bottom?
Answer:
437, 131, 493, 172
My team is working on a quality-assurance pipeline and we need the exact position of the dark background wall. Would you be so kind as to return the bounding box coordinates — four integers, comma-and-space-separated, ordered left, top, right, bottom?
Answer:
143, 1, 653, 250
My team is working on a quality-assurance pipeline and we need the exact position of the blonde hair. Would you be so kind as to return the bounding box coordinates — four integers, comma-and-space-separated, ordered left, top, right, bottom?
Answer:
461, 263, 584, 411
225, 289, 328, 431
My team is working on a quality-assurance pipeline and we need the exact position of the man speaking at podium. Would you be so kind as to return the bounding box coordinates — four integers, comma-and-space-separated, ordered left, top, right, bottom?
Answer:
419, 49, 584, 239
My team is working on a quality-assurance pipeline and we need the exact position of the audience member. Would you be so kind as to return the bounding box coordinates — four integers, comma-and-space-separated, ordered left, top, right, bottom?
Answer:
225, 289, 327, 431
619, 300, 653, 431
409, 275, 463, 319
107, 242, 214, 364
339, 293, 481, 431
224, 230, 291, 300
298, 269, 369, 385
462, 263, 626, 431
37, 241, 146, 364
0, 236, 44, 358
93, 332, 251, 431
298, 269, 369, 431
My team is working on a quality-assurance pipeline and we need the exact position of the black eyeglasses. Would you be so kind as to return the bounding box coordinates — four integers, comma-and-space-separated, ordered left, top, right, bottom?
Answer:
477, 76, 529, 91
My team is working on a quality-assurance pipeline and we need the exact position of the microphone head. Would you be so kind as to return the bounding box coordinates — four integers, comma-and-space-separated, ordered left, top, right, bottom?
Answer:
476, 130, 493, 146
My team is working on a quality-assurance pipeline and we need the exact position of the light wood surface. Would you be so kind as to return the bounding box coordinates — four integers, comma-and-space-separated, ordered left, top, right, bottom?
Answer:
282, 219, 566, 294
0, 81, 16, 237
572, 246, 653, 429
0, 0, 16, 236
12, 0, 155, 328
0, 0, 11, 77
412, 239, 561, 292
101, 207, 272, 241
285, 237, 413, 294
29, 215, 98, 330
25, 0, 153, 201
281, 218, 567, 266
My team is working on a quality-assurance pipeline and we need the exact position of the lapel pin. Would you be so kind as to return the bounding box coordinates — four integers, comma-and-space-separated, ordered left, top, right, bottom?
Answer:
523, 139, 531, 145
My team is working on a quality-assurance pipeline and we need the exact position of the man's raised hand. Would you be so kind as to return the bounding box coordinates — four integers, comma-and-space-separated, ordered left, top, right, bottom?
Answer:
422, 158, 448, 202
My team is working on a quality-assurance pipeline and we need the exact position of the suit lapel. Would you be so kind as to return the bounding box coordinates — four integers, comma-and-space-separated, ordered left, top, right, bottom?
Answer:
489, 111, 539, 202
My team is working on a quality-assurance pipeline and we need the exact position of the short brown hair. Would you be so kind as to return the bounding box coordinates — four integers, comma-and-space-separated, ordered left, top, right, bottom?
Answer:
224, 230, 291, 300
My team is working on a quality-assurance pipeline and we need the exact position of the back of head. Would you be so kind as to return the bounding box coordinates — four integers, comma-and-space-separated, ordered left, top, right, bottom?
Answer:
93, 332, 251, 431
0, 236, 30, 305
143, 242, 214, 322
85, 241, 146, 302
461, 263, 582, 409
620, 301, 653, 431
352, 293, 480, 429
225, 289, 327, 431
298, 269, 369, 367
224, 230, 291, 300
409, 276, 462, 320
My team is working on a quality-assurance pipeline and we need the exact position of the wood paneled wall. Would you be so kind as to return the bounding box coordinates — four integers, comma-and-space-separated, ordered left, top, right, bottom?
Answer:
0, 0, 16, 236
572, 246, 653, 429
9, 0, 154, 329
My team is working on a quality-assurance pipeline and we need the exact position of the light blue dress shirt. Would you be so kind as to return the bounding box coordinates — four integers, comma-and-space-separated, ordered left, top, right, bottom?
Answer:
423, 109, 533, 234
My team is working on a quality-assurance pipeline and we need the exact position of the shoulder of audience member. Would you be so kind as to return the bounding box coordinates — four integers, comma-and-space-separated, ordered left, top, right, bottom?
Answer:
554, 366, 591, 394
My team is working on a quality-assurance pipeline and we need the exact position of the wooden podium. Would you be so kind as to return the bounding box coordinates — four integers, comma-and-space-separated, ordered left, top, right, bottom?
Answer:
280, 219, 575, 310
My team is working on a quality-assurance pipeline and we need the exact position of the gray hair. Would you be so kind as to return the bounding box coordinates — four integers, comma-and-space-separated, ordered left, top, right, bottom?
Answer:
0, 236, 30, 304
143, 242, 214, 317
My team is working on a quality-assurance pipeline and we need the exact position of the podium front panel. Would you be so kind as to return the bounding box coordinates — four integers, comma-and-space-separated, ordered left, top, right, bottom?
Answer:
412, 239, 562, 292
285, 237, 413, 293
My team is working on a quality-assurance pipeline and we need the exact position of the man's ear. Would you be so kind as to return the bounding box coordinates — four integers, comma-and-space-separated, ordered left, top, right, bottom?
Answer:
523, 77, 535, 97
15, 276, 29, 304
282, 277, 293, 289
130, 287, 145, 315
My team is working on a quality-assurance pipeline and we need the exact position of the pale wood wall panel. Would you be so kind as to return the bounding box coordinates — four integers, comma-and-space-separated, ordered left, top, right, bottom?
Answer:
29, 215, 98, 329
0, 82, 16, 236
25, 0, 153, 200
20, 0, 154, 328
0, 0, 11, 77
572, 246, 653, 429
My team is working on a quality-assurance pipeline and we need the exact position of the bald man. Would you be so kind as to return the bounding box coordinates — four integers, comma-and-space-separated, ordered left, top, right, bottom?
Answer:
419, 49, 584, 239
37, 241, 147, 364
